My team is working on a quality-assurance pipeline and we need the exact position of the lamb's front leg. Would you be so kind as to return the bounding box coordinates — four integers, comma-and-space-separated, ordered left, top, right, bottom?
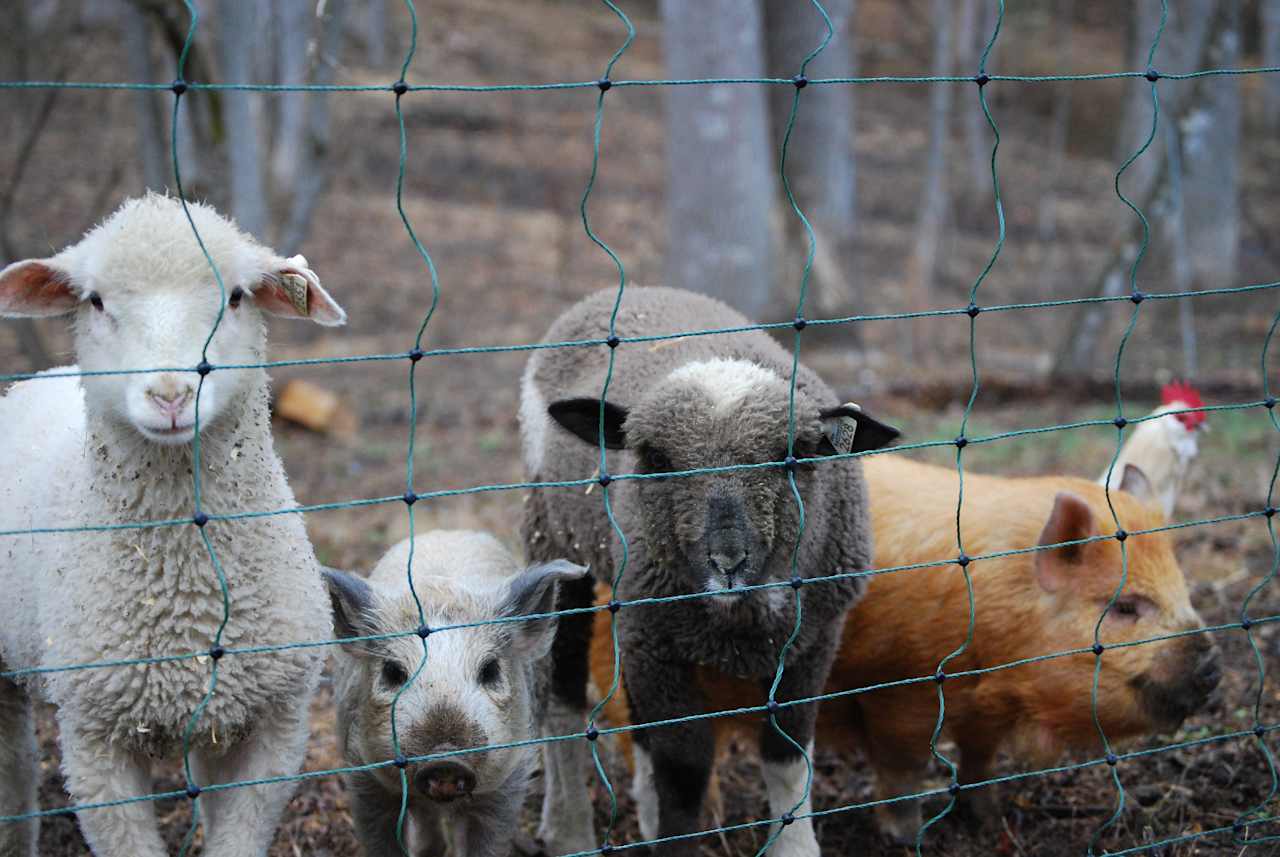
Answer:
191, 696, 313, 857
58, 719, 167, 857
756, 637, 837, 857
624, 652, 714, 857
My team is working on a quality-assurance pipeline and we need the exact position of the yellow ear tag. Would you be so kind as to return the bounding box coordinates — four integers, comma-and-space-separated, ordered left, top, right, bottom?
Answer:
824, 401, 862, 455
281, 273, 310, 316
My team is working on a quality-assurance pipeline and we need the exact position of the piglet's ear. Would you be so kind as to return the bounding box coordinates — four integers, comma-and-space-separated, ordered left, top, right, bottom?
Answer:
0, 259, 79, 317
1033, 492, 1096, 593
548, 398, 629, 450
251, 255, 347, 326
818, 402, 902, 455
502, 559, 590, 659
323, 568, 379, 650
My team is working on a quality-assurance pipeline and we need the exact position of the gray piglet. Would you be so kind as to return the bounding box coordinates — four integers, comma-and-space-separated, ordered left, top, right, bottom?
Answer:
325, 530, 586, 857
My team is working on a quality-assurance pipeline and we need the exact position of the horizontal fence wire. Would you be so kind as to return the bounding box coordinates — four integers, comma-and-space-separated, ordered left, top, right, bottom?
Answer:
1, 0, 1279, 854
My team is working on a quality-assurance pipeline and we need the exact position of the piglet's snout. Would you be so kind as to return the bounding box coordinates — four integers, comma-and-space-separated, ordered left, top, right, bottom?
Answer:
414, 760, 477, 803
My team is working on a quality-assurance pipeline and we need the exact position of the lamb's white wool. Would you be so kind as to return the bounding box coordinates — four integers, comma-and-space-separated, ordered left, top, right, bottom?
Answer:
666, 358, 783, 412
519, 359, 550, 476
763, 743, 819, 857
632, 745, 660, 842
0, 195, 344, 857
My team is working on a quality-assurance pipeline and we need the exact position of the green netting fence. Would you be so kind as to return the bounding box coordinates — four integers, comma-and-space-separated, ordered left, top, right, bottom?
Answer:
2, 1, 1280, 855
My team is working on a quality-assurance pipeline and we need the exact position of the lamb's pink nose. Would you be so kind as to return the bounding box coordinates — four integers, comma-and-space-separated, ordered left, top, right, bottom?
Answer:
147, 382, 193, 420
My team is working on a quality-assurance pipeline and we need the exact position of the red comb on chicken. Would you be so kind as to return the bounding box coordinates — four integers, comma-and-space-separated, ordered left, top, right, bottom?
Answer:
1101, 380, 1208, 520
1161, 381, 1207, 431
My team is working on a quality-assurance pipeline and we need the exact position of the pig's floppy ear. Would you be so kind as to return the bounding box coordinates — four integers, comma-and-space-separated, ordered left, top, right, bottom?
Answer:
0, 259, 80, 317
323, 567, 379, 649
250, 254, 347, 326
547, 398, 629, 450
818, 402, 902, 455
1033, 492, 1096, 593
502, 559, 591, 658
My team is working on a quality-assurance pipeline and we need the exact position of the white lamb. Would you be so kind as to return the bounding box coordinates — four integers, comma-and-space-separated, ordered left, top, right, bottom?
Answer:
0, 193, 347, 857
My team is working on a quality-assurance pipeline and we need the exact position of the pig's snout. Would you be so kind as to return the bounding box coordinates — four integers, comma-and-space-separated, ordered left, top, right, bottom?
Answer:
1134, 636, 1222, 728
415, 760, 477, 803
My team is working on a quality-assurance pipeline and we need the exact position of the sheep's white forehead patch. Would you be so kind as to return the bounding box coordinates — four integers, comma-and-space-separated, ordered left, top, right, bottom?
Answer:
666, 358, 783, 412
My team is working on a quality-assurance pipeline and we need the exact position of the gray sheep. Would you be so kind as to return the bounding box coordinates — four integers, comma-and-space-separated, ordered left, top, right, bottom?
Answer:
325, 530, 587, 857
519, 286, 899, 857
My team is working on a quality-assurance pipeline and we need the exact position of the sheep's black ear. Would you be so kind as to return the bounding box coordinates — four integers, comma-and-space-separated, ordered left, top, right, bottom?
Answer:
323, 568, 378, 648
548, 398, 629, 450
502, 559, 591, 658
819, 403, 901, 455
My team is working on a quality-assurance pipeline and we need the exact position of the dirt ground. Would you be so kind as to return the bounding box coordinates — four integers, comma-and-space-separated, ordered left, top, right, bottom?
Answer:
4, 1, 1280, 855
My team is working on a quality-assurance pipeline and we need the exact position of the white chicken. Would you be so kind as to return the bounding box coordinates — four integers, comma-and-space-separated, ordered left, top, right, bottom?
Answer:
1099, 381, 1207, 520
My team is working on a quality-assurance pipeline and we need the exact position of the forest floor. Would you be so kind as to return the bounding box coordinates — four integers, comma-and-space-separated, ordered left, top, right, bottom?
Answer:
4, 0, 1280, 854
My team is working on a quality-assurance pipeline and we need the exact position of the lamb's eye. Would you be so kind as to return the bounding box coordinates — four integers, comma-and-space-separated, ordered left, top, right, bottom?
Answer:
478, 657, 501, 687
228, 286, 244, 308
644, 447, 672, 473
380, 660, 409, 687
88, 292, 104, 312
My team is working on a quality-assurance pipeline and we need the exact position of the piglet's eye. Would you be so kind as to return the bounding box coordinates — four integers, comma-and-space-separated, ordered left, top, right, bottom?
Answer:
1112, 599, 1140, 617
88, 292, 104, 312
380, 660, 409, 687
478, 657, 501, 687
228, 287, 244, 308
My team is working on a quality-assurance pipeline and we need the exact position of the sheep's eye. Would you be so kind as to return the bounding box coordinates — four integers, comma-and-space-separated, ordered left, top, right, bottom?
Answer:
380, 660, 409, 687
644, 446, 672, 473
228, 286, 244, 308
88, 292, 104, 312
478, 657, 501, 687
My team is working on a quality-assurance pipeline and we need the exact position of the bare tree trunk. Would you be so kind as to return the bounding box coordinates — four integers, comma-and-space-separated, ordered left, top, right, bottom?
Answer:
270, 0, 312, 197
763, 0, 856, 315
905, 0, 954, 347
1265, 0, 1280, 130
1181, 2, 1241, 289
1163, 119, 1197, 378
218, 0, 269, 235
277, 0, 349, 251
122, 2, 167, 191
660, 0, 775, 319
1037, 0, 1074, 243
366, 0, 389, 68
958, 0, 995, 200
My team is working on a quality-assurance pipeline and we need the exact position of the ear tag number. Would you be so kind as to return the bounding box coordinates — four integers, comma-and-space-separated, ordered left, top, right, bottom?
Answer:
825, 401, 862, 455
281, 273, 310, 316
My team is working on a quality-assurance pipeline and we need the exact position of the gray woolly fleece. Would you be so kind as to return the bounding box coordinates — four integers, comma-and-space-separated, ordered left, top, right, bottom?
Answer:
520, 286, 872, 678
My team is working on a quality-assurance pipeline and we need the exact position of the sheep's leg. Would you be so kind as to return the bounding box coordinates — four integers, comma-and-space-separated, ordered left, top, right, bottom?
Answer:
536, 572, 598, 856
58, 720, 167, 857
758, 662, 830, 857
0, 677, 39, 857
190, 699, 312, 857
624, 654, 713, 857
348, 773, 410, 857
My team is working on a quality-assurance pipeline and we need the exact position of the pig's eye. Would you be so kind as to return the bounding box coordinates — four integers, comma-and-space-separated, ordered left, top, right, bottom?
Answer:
1112, 599, 1140, 618
478, 657, 501, 687
380, 660, 409, 687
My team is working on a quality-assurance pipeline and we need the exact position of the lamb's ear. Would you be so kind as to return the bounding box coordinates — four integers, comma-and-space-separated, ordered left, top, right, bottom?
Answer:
819, 402, 902, 455
251, 255, 346, 326
547, 398, 629, 450
502, 559, 590, 658
1033, 492, 1096, 593
1117, 463, 1156, 505
0, 259, 79, 317
323, 568, 379, 649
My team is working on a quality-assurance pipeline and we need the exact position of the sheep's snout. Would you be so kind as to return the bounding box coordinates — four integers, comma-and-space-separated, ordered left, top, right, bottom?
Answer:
414, 759, 477, 803
127, 372, 206, 444
703, 495, 754, 590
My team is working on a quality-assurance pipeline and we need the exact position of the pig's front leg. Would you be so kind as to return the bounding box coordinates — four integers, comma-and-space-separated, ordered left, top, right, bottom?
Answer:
348, 772, 412, 857
454, 779, 526, 857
